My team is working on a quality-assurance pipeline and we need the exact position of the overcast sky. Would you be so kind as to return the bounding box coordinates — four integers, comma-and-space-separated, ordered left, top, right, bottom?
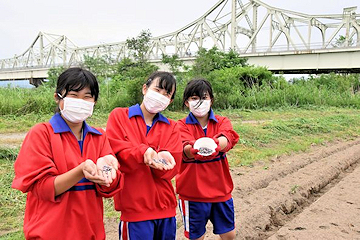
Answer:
0, 0, 359, 59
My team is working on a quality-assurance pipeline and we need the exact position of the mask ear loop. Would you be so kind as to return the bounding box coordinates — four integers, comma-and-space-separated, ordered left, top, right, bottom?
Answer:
57, 93, 64, 99
57, 93, 65, 113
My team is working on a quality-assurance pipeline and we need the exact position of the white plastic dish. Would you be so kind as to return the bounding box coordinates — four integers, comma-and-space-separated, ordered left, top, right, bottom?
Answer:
193, 137, 217, 156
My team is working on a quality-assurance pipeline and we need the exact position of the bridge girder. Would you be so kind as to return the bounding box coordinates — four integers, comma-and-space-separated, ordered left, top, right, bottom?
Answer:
1, 0, 360, 71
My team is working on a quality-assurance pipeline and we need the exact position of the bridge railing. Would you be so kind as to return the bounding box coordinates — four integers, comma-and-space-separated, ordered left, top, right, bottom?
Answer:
1, 42, 359, 72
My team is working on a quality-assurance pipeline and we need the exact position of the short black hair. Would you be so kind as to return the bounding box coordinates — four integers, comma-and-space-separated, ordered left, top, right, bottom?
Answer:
56, 67, 99, 101
182, 78, 214, 108
145, 71, 176, 99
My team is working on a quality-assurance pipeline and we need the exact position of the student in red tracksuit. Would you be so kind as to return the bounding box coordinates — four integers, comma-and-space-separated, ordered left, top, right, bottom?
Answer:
176, 79, 239, 240
106, 71, 182, 240
12, 67, 123, 240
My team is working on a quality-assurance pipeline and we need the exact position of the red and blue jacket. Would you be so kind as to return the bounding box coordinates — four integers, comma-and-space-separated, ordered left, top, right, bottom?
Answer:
12, 113, 123, 240
106, 104, 182, 222
176, 110, 239, 202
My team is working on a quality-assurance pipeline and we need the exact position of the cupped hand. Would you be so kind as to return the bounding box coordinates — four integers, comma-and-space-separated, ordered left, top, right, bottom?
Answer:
82, 159, 107, 185
97, 155, 119, 187
157, 151, 176, 170
143, 147, 165, 170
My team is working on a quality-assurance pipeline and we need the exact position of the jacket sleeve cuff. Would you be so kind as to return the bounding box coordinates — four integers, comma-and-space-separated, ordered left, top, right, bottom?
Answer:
138, 144, 150, 162
139, 144, 149, 154
40, 176, 61, 203
96, 170, 124, 198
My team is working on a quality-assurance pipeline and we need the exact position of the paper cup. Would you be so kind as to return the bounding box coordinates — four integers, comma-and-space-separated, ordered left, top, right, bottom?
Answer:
193, 137, 217, 156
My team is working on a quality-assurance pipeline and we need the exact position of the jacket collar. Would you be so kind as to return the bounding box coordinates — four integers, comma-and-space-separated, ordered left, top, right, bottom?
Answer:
185, 109, 218, 125
49, 113, 102, 136
128, 104, 170, 125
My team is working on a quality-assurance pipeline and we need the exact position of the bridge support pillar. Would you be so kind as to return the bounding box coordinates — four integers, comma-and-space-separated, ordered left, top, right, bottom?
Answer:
29, 78, 44, 87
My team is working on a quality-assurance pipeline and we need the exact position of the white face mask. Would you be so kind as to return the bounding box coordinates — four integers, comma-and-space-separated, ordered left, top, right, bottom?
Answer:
143, 89, 170, 114
58, 94, 94, 123
189, 99, 211, 117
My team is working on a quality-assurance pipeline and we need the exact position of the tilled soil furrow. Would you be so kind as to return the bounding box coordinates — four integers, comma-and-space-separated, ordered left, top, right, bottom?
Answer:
232, 139, 360, 197
268, 164, 360, 240
234, 142, 360, 239
102, 139, 360, 240
175, 140, 360, 240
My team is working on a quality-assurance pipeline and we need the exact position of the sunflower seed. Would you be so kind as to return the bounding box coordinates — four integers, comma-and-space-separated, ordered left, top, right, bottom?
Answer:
102, 165, 112, 172
152, 158, 168, 165
198, 147, 213, 155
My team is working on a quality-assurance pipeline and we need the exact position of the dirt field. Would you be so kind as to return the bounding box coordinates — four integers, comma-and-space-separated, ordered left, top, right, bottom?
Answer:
104, 138, 360, 240
2, 133, 360, 239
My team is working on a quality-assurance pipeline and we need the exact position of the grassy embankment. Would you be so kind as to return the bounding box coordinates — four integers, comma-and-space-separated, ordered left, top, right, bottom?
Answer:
1, 107, 360, 239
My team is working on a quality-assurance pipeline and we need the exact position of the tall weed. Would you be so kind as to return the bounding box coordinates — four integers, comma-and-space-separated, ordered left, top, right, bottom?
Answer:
1, 71, 360, 115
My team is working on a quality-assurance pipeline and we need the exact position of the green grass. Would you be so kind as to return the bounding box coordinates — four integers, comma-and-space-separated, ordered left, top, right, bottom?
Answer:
0, 231, 24, 240
0, 158, 26, 239
2, 106, 360, 237
0, 111, 111, 134
227, 107, 360, 166
0, 110, 186, 133
0, 148, 18, 161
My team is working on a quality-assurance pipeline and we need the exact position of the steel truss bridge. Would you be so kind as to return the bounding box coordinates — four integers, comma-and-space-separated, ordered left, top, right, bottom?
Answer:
1, 0, 360, 85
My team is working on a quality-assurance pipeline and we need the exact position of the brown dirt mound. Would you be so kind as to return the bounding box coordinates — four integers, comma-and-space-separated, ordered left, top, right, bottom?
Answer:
105, 139, 360, 240
231, 140, 360, 239
268, 165, 360, 240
